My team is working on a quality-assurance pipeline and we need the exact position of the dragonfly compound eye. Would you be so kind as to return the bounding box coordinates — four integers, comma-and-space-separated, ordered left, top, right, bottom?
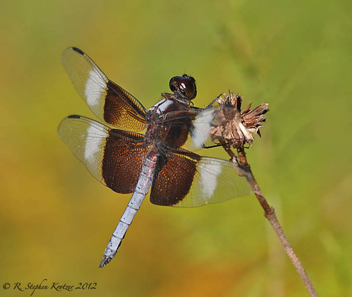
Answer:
169, 74, 197, 100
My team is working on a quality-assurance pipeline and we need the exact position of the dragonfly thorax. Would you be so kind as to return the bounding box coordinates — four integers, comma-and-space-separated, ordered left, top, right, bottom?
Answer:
145, 98, 194, 149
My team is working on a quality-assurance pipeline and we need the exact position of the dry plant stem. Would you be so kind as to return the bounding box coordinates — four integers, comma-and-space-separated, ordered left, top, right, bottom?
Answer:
231, 147, 318, 297
211, 91, 316, 295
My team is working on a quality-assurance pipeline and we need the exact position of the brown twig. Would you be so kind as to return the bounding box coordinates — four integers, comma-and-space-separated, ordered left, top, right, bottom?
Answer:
236, 147, 318, 297
210, 91, 318, 296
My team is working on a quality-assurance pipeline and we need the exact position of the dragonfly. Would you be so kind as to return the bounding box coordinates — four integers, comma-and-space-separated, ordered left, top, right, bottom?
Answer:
58, 47, 251, 267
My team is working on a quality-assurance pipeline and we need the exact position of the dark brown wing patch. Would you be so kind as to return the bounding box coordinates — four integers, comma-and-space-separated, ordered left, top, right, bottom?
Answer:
103, 130, 149, 193
150, 150, 200, 206
104, 80, 147, 131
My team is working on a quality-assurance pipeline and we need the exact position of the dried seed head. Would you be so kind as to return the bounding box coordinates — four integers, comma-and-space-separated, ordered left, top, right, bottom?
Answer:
209, 91, 269, 148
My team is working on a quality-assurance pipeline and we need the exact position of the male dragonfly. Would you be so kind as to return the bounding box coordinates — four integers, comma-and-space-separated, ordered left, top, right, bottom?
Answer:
58, 47, 251, 267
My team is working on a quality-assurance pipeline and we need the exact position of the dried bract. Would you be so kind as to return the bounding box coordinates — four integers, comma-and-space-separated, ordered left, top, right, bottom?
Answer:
210, 91, 269, 148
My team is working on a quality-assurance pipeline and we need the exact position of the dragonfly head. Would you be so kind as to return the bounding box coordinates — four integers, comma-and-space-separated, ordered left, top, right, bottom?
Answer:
169, 74, 197, 100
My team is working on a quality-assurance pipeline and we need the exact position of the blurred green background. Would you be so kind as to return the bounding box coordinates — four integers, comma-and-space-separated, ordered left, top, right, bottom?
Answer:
1, 0, 351, 296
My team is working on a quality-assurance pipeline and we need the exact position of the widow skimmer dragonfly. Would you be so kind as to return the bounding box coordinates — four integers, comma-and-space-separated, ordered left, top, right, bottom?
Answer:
58, 47, 251, 267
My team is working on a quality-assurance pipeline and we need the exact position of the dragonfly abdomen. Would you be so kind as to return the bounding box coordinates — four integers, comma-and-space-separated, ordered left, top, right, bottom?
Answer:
99, 148, 158, 267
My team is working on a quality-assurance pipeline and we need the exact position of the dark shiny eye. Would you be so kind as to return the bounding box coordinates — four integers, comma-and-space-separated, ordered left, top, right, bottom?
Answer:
169, 74, 197, 100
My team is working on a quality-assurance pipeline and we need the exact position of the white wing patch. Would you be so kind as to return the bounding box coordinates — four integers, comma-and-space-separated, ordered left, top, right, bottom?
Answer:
84, 124, 107, 163
85, 70, 107, 107
198, 159, 222, 203
190, 107, 214, 150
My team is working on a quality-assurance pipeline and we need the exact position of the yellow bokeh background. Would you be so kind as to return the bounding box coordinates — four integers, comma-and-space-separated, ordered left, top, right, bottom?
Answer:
1, 0, 351, 296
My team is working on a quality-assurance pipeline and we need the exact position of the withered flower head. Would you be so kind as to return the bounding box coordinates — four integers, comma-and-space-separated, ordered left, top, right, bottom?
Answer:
210, 91, 269, 148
